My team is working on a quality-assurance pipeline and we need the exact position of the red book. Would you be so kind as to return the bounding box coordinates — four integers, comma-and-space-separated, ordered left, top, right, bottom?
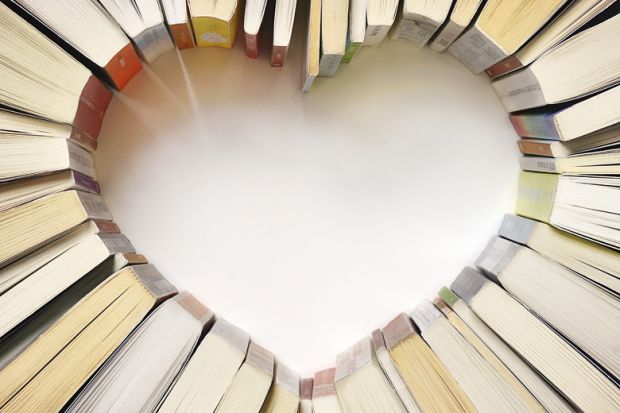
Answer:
270, 45, 288, 67
73, 76, 113, 139
170, 23, 195, 49
104, 43, 143, 91
244, 31, 261, 58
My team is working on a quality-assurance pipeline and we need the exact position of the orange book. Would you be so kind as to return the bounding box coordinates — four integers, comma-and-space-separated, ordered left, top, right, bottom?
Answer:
170, 23, 196, 49
103, 43, 143, 91
73, 76, 114, 139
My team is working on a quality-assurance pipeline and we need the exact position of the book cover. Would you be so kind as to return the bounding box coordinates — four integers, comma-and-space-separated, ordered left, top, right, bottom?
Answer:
170, 23, 196, 49
192, 8, 240, 49
104, 42, 143, 91
74, 76, 113, 139
510, 112, 561, 140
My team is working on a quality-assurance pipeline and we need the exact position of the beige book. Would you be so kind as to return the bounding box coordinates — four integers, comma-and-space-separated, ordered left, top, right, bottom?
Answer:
382, 314, 476, 413
499, 214, 620, 295
371, 329, 421, 413
299, 378, 314, 413
451, 267, 620, 412
438, 286, 574, 413
363, 0, 399, 47
334, 336, 406, 413
476, 236, 620, 379
430, 0, 484, 52
319, 0, 349, 77
0, 190, 111, 268
216, 342, 274, 413
448, 0, 568, 73
0, 265, 176, 412
260, 362, 300, 413
434, 298, 547, 412
391, 0, 453, 47
312, 368, 342, 413
159, 318, 250, 412
302, 0, 321, 92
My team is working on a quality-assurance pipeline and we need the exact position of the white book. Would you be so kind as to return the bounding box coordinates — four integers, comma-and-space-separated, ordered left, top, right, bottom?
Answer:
319, 0, 349, 76
410, 301, 533, 413
159, 319, 250, 412
364, 0, 399, 46
476, 236, 620, 379
312, 369, 342, 413
430, 0, 483, 52
67, 294, 214, 413
451, 267, 620, 412
335, 337, 406, 413
391, 0, 453, 47
438, 286, 574, 413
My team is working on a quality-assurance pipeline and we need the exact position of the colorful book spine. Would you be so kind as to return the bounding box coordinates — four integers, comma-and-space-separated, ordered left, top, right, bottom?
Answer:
104, 43, 143, 91
510, 112, 561, 140
74, 76, 113, 140
192, 8, 240, 49
342, 39, 362, 63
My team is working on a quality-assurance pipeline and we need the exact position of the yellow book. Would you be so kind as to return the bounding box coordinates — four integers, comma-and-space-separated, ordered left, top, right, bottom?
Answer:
189, 0, 240, 48
515, 171, 558, 223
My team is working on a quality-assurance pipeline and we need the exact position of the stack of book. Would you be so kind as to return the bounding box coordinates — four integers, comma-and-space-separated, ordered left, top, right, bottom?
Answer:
0, 0, 618, 412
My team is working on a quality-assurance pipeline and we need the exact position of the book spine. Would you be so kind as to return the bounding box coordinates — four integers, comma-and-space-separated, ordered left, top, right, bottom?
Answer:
335, 338, 373, 382
433, 297, 452, 317
130, 264, 178, 302
192, 7, 240, 49
313, 368, 337, 398
430, 20, 463, 52
104, 42, 143, 91
448, 26, 507, 73
93, 220, 120, 233
517, 139, 554, 157
510, 113, 561, 140
363, 24, 391, 47
244, 31, 260, 58
174, 292, 215, 328
382, 313, 415, 350
486, 55, 525, 78
134, 23, 175, 64
77, 191, 113, 221
519, 156, 559, 174
121, 252, 148, 265
275, 363, 300, 396
72, 171, 101, 194
318, 53, 342, 77
491, 68, 546, 112
170, 23, 196, 50
516, 171, 559, 223
100, 233, 135, 254
391, 16, 418, 42
211, 319, 251, 354
73, 76, 113, 139
67, 140, 97, 179
450, 267, 488, 304
410, 300, 442, 332
498, 214, 537, 245
404, 16, 437, 47
246, 342, 275, 377
475, 236, 520, 283
270, 45, 288, 67
299, 378, 313, 413
438, 287, 459, 307
371, 329, 387, 353
341, 41, 361, 63
68, 127, 97, 152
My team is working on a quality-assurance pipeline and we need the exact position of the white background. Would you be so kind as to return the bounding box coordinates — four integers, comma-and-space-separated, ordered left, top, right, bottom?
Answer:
96, 16, 519, 375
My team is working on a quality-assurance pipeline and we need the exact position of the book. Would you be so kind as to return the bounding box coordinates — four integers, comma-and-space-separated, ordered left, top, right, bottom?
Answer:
215, 342, 274, 413
372, 329, 421, 413
0, 219, 118, 294
312, 369, 342, 413
259, 362, 300, 413
342, 0, 366, 63
0, 232, 134, 339
159, 318, 250, 412
430, 0, 483, 52
8, 0, 142, 91
67, 293, 214, 413
0, 3, 112, 139
302, 0, 321, 92
272, 0, 297, 66
433, 298, 548, 412
516, 171, 620, 249
364, 0, 399, 47
162, 0, 196, 49
448, 0, 569, 73
0, 264, 177, 412
391, 0, 453, 47
438, 287, 574, 413
486, 0, 617, 78
382, 313, 477, 413
334, 336, 406, 412
0, 109, 97, 152
476, 235, 620, 379
99, 0, 175, 63
491, 12, 620, 112
0, 190, 112, 268
0, 170, 100, 213
410, 300, 537, 413
298, 378, 313, 413
450, 267, 620, 412
319, 0, 348, 77
0, 252, 147, 369
244, 0, 269, 58
517, 148, 620, 175
0, 137, 96, 183
510, 84, 620, 142
188, 0, 241, 49
498, 213, 620, 295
